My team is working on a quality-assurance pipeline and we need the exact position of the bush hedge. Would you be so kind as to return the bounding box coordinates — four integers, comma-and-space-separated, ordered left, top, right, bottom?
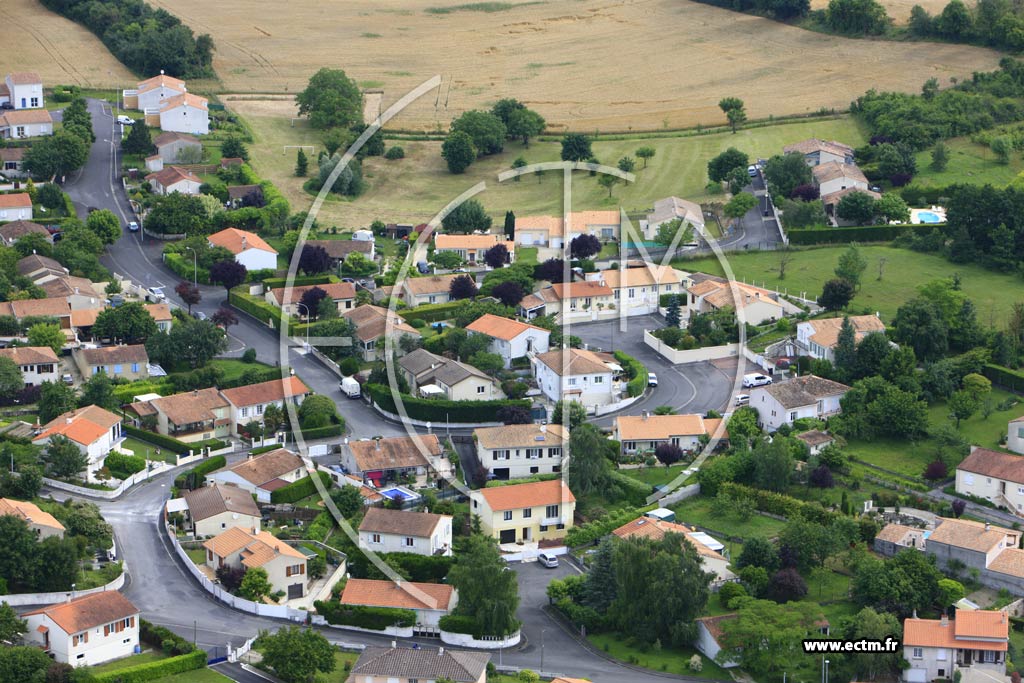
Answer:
262, 275, 332, 289
139, 620, 195, 655
786, 223, 941, 245
613, 350, 647, 398
114, 381, 171, 404
983, 363, 1024, 392
565, 506, 644, 547
94, 650, 206, 683
371, 552, 454, 583
314, 601, 416, 629
438, 614, 485, 637
229, 289, 286, 329
173, 455, 228, 491
365, 383, 531, 423
270, 471, 333, 504
297, 424, 344, 440
165, 253, 211, 285
105, 452, 146, 479
398, 301, 464, 324
124, 425, 226, 456
899, 185, 952, 207
719, 481, 837, 526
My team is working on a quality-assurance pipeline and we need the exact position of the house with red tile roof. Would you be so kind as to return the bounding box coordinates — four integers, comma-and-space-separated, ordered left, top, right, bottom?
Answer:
340, 578, 457, 626
465, 313, 550, 368
0, 108, 53, 139
126, 387, 231, 444
955, 447, 1024, 514
266, 282, 355, 317
0, 219, 51, 247
0, 497, 65, 538
2, 72, 44, 110
0, 346, 59, 386
206, 448, 306, 503
434, 233, 515, 264
208, 228, 278, 272
125, 72, 187, 112
903, 610, 1009, 682
0, 192, 33, 221
342, 304, 420, 361
613, 413, 724, 455
23, 592, 140, 667
220, 376, 310, 436
470, 479, 575, 545
533, 347, 618, 407
203, 526, 309, 598
33, 405, 125, 482
158, 92, 209, 135
145, 166, 201, 196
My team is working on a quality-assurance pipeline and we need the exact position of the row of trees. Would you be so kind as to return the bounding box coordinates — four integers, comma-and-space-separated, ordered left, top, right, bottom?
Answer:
442, 98, 546, 174
23, 98, 92, 179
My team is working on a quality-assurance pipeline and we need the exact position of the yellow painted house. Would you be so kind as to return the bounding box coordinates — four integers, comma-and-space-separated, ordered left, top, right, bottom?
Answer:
471, 479, 576, 544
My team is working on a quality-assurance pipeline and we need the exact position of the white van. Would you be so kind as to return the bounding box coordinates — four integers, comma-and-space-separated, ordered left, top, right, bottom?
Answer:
340, 376, 361, 399
742, 373, 772, 388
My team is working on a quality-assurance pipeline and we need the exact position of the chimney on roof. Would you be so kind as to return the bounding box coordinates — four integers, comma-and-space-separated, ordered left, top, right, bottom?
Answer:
438, 647, 444, 656
74, 287, 79, 295
375, 437, 382, 451
160, 69, 165, 75
391, 640, 397, 648
66, 417, 73, 425
540, 423, 546, 433
643, 411, 648, 421
940, 613, 949, 627
193, 390, 198, 397
986, 523, 992, 532
241, 235, 248, 249
912, 609, 918, 619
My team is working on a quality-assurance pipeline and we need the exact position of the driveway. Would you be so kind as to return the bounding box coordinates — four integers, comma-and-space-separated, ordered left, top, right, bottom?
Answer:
569, 316, 735, 425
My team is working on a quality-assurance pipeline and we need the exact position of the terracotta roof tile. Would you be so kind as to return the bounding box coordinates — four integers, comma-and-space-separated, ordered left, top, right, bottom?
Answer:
535, 348, 614, 376
203, 526, 306, 566
476, 478, 575, 512
403, 273, 465, 296
0, 193, 32, 208
957, 448, 1024, 485
465, 313, 549, 341
611, 516, 725, 560
0, 220, 50, 243
548, 281, 612, 299
614, 414, 711, 442
208, 228, 277, 255
182, 483, 260, 522
0, 109, 52, 126
269, 283, 354, 306
0, 497, 64, 532
305, 239, 372, 260
358, 507, 451, 538
474, 423, 567, 450
904, 610, 1008, 650
342, 305, 419, 343
928, 517, 1016, 554
150, 387, 229, 426
874, 523, 921, 544
348, 434, 443, 472
0, 346, 58, 366
23, 592, 137, 635
220, 376, 309, 408
755, 375, 850, 409
812, 161, 867, 185
33, 404, 121, 447
153, 131, 199, 148
77, 344, 148, 367
220, 449, 305, 487
340, 578, 454, 611
8, 72, 42, 85
351, 646, 489, 682
159, 92, 208, 112
804, 315, 886, 348
145, 166, 200, 188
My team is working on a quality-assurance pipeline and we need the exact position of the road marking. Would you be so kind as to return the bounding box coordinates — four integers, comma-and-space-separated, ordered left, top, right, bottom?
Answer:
671, 366, 698, 409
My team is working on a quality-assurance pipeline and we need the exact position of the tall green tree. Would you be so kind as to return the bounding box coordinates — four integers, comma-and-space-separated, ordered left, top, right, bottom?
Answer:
86, 209, 122, 244
448, 534, 520, 636
636, 146, 655, 168
665, 295, 682, 328
718, 97, 747, 133
442, 199, 492, 233
239, 567, 273, 601
752, 437, 793, 493
0, 357, 22, 397
716, 597, 825, 673
707, 148, 749, 183
79, 371, 118, 411
39, 381, 78, 423
27, 323, 65, 355
837, 192, 877, 226
0, 645, 53, 683
0, 602, 26, 643
506, 108, 545, 146
724, 192, 757, 220
826, 0, 890, 34
836, 607, 903, 681
503, 210, 516, 240
23, 131, 88, 179
92, 302, 158, 344
763, 153, 812, 198
552, 400, 587, 430
931, 141, 949, 171
258, 626, 336, 683
560, 133, 592, 162
295, 68, 363, 129
294, 148, 308, 177
835, 243, 868, 290
451, 110, 507, 155
121, 120, 155, 155
834, 316, 858, 380
582, 536, 617, 612
567, 424, 613, 496
441, 130, 476, 174
893, 297, 949, 361
44, 435, 88, 479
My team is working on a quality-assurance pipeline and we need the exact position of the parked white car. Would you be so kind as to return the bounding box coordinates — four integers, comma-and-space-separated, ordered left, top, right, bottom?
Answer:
117, 115, 135, 125
742, 373, 772, 388
538, 552, 559, 568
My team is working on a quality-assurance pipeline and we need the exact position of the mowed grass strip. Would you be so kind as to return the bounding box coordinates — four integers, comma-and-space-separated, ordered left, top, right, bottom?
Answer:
674, 245, 1024, 321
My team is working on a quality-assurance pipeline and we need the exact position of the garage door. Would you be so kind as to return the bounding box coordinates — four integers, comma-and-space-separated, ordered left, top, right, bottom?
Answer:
499, 529, 516, 544
287, 583, 304, 599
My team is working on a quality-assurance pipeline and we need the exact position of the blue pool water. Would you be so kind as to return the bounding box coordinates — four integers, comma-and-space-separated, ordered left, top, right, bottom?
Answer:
917, 211, 942, 223
380, 487, 412, 501
623, 241, 661, 248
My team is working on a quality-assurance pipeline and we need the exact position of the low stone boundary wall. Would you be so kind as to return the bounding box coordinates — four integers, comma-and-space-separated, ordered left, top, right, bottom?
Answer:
2, 563, 127, 606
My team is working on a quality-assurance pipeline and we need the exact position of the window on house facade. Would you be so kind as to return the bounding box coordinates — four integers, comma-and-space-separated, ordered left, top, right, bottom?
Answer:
31, 98, 39, 107
545, 504, 559, 518
371, 533, 381, 543
285, 564, 305, 577
503, 511, 512, 521
594, 376, 603, 384
131, 363, 140, 373
240, 407, 249, 418
549, 447, 561, 458
523, 508, 532, 518
16, 127, 25, 137
912, 648, 922, 659
789, 411, 797, 422
530, 466, 539, 474
114, 365, 123, 374
477, 386, 486, 394
404, 537, 415, 547
964, 474, 974, 485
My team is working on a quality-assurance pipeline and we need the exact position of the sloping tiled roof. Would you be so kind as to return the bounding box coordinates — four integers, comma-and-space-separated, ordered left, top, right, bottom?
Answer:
548, 281, 612, 299
0, 109, 52, 126
203, 526, 306, 566
957, 447, 1024, 486
358, 507, 451, 538
348, 434, 443, 473
16, 254, 64, 277
137, 73, 186, 93
465, 313, 548, 341
476, 478, 575, 512
269, 283, 355, 306
874, 523, 920, 544
41, 275, 100, 299
434, 233, 510, 251
0, 497, 65, 532
159, 93, 208, 112
342, 305, 419, 343
208, 228, 277, 255
904, 610, 1008, 649
403, 273, 464, 296
8, 71, 42, 85
34, 404, 121, 447
0, 147, 25, 162
535, 348, 614, 376
615, 414, 710, 442
399, 348, 491, 387
648, 196, 703, 225
795, 430, 834, 447
150, 387, 229, 426
153, 131, 200, 148
594, 266, 682, 290
695, 614, 739, 643
145, 166, 200, 188
183, 483, 261, 522
928, 517, 1015, 554
0, 346, 58, 366
0, 220, 50, 243
351, 646, 489, 682
611, 517, 726, 560
4, 297, 72, 319
77, 344, 148, 367
987, 548, 1024, 578
783, 138, 853, 157
221, 449, 305, 487
305, 239, 372, 260
804, 315, 886, 349
220, 376, 310, 408
144, 303, 172, 322
0, 193, 32, 208
23, 591, 138, 635
821, 187, 881, 207
474, 423, 567, 450
811, 161, 868, 185
341, 578, 454, 611
757, 375, 850, 409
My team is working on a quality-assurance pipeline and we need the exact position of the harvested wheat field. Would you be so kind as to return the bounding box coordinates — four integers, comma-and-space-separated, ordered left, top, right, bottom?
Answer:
0, 0, 134, 87
151, 0, 999, 132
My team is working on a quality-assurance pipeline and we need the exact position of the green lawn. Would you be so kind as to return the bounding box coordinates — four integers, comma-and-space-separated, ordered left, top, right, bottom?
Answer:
516, 247, 539, 265
186, 548, 207, 566
587, 633, 731, 680
669, 495, 788, 542
927, 387, 1021, 450
209, 359, 274, 383
618, 464, 689, 488
675, 244, 1024, 321
115, 436, 171, 463
151, 670, 233, 683
90, 652, 167, 674
236, 101, 866, 228
911, 136, 1024, 190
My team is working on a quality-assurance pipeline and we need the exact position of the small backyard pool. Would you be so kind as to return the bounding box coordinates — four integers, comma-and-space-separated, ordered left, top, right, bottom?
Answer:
379, 485, 420, 503
910, 207, 946, 224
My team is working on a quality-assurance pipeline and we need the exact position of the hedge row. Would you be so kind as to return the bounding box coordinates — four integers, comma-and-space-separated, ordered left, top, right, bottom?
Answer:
899, 185, 953, 207
114, 381, 171, 404
124, 425, 226, 455
270, 471, 333, 504
365, 383, 531, 423
983, 363, 1024, 392
229, 289, 286, 329
105, 452, 146, 479
262, 275, 332, 289
297, 424, 344, 440
219, 367, 281, 390
398, 301, 463, 324
314, 601, 416, 629
173, 455, 228, 491
94, 650, 206, 683
165, 253, 211, 285
565, 506, 644, 547
139, 619, 195, 655
613, 350, 647, 398
786, 223, 941, 245
719, 481, 837, 526
438, 614, 484, 637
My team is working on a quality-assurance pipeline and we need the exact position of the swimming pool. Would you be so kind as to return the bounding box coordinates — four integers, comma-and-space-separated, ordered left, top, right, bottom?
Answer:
623, 241, 661, 249
379, 485, 421, 503
917, 211, 942, 223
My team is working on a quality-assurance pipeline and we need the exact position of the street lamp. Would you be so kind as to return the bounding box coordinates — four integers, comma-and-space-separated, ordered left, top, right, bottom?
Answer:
825, 659, 830, 683
184, 246, 198, 285
294, 302, 311, 348
540, 628, 546, 672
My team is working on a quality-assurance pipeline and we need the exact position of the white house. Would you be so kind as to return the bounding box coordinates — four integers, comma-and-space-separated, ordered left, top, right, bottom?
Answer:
750, 375, 850, 432
0, 497, 65, 539
343, 305, 421, 361
955, 447, 1024, 515
903, 610, 1009, 683
521, 281, 615, 323
350, 646, 489, 683
434, 233, 515, 264
207, 448, 307, 503
266, 283, 355, 317
357, 507, 453, 557
695, 615, 740, 668
207, 227, 278, 273
474, 423, 567, 480
515, 210, 620, 249
687, 275, 801, 325
465, 313, 550, 368
32, 405, 125, 483
2, 72, 44, 109
126, 73, 188, 112
23, 592, 140, 667
400, 273, 465, 307
795, 314, 887, 362
533, 348, 617, 407
0, 193, 33, 221
399, 348, 502, 401
0, 346, 59, 386
340, 578, 456, 627
153, 131, 203, 164
584, 265, 686, 317
177, 483, 262, 537
782, 139, 855, 167
220, 376, 310, 436
1007, 415, 1024, 455
642, 196, 705, 241
158, 93, 210, 136
0, 109, 53, 139
812, 161, 870, 197
0, 147, 26, 178
145, 166, 201, 196
612, 413, 724, 455
612, 516, 736, 585
203, 526, 309, 599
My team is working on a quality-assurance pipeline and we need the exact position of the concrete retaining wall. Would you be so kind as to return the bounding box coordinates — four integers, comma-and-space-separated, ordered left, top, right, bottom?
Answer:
643, 330, 740, 364
43, 462, 173, 500
439, 629, 521, 649
2, 563, 127, 606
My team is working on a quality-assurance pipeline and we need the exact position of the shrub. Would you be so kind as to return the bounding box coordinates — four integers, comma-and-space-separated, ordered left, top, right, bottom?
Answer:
613, 350, 647, 398
140, 619, 195, 655
768, 567, 808, 602
439, 614, 488, 637
718, 581, 747, 608
689, 654, 703, 672
365, 383, 530, 423
105, 452, 146, 479
924, 460, 948, 480
93, 650, 206, 682
270, 471, 333, 504
385, 146, 405, 159
314, 601, 416, 629
242, 348, 257, 363
173, 455, 228, 491
720, 481, 837, 526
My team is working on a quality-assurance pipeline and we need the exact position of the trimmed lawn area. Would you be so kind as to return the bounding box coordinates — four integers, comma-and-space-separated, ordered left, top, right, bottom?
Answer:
186, 548, 207, 566
619, 464, 689, 488
669, 495, 787, 542
910, 136, 1024, 190
90, 652, 167, 674
927, 387, 1021, 451
232, 100, 866, 228
115, 436, 168, 462
516, 247, 539, 265
674, 245, 1024, 321
209, 359, 274, 383
588, 633, 731, 679
151, 670, 233, 683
